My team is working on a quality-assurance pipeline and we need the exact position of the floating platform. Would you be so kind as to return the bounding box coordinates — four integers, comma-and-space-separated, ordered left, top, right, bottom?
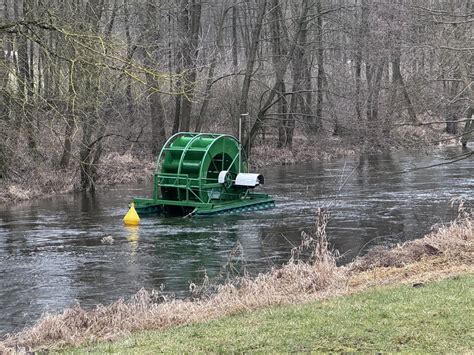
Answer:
128, 132, 275, 220
133, 193, 274, 217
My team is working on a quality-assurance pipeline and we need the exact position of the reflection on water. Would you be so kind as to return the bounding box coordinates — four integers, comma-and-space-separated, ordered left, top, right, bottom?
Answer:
125, 225, 140, 255
0, 146, 472, 334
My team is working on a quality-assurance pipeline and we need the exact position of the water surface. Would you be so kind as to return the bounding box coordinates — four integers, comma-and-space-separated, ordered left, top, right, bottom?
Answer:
0, 146, 472, 334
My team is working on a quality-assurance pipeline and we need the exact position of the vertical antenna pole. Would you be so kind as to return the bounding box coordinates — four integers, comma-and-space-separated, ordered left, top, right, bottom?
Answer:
239, 113, 249, 174
248, 115, 251, 171
239, 115, 242, 174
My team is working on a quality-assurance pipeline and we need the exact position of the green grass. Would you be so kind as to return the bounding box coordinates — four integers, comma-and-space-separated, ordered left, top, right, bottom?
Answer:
70, 275, 473, 353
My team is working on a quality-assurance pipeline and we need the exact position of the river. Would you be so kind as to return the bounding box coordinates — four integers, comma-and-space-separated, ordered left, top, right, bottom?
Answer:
0, 146, 472, 335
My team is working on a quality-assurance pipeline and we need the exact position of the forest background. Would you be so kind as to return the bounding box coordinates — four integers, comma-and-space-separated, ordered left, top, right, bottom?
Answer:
0, 0, 472, 200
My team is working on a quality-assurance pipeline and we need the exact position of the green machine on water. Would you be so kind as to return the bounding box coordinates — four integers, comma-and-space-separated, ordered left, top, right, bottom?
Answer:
129, 132, 275, 218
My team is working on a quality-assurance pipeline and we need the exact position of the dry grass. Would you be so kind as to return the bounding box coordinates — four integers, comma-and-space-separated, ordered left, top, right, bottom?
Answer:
0, 152, 155, 204
251, 136, 356, 169
390, 115, 461, 150
97, 152, 155, 186
0, 162, 76, 204
250, 117, 457, 170
350, 223, 472, 272
0, 208, 472, 353
348, 215, 473, 291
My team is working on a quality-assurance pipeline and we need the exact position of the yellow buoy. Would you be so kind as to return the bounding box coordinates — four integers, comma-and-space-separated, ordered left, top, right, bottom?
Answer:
123, 202, 140, 226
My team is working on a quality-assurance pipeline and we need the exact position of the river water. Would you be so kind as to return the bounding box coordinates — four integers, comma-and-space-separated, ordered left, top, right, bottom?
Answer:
0, 146, 472, 335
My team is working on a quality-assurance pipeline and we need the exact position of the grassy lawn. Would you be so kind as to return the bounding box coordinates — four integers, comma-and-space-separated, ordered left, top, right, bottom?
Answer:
70, 275, 473, 353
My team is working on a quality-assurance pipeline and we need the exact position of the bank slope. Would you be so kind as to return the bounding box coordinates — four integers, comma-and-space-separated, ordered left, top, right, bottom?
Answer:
75, 275, 473, 353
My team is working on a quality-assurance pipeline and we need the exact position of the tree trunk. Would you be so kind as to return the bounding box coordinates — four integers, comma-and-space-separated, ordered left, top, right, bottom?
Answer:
269, 0, 289, 148
315, 0, 324, 133
237, 0, 267, 121
445, 78, 460, 134
144, 0, 167, 154
59, 60, 77, 168
17, 0, 37, 154
354, 0, 368, 123
299, 10, 313, 140
196, 5, 228, 132
245, 0, 310, 151
371, 59, 385, 122
79, 0, 105, 191
175, 0, 202, 132
173, 0, 188, 133
276, 81, 288, 147
392, 47, 417, 122
123, 0, 134, 118
0, 23, 10, 176
146, 72, 167, 155
232, 5, 238, 72
461, 108, 473, 148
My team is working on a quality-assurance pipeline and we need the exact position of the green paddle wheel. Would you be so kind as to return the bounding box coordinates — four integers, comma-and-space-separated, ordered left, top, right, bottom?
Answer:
132, 132, 275, 217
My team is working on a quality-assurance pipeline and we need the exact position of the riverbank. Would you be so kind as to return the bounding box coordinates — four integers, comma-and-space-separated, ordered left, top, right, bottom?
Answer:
0, 151, 156, 204
1, 208, 471, 353
72, 275, 474, 353
0, 124, 462, 205
0, 136, 355, 204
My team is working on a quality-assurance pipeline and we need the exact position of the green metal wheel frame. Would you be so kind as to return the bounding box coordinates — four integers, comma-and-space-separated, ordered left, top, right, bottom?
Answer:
132, 132, 274, 217
154, 132, 247, 204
